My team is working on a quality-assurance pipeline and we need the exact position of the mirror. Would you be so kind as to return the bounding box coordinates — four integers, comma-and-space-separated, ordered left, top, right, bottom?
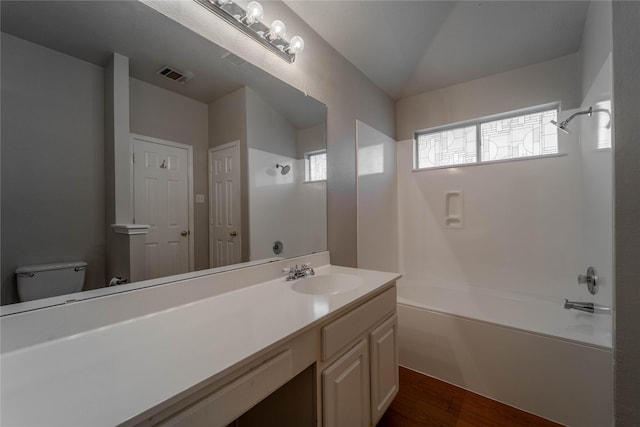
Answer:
0, 1, 327, 309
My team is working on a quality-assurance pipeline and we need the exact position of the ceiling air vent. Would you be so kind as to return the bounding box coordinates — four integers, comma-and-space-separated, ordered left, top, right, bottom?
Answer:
156, 66, 193, 84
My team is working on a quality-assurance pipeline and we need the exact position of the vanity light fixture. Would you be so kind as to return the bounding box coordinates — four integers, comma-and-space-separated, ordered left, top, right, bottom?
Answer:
196, 0, 305, 63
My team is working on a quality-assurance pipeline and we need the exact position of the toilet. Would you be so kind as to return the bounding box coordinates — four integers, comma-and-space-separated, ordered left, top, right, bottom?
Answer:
16, 261, 87, 302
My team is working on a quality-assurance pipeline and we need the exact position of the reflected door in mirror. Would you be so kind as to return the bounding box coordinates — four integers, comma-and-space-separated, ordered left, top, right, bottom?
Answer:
209, 142, 242, 267
133, 136, 190, 279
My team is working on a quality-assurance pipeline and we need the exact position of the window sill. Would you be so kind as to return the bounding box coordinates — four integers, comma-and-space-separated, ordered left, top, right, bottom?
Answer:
413, 152, 568, 172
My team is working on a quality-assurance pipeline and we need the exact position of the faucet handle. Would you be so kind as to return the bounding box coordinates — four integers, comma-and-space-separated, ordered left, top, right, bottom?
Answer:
303, 263, 315, 276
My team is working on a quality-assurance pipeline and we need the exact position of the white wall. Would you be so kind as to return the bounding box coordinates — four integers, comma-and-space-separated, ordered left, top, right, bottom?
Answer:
396, 53, 582, 141
356, 121, 398, 273
1, 33, 105, 304
129, 77, 210, 270
141, 0, 395, 267
612, 1, 640, 423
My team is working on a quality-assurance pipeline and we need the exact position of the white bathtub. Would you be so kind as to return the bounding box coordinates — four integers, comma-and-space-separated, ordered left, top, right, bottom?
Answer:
396, 280, 613, 426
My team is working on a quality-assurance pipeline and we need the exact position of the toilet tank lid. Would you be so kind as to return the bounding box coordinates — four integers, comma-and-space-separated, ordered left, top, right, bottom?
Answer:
15, 261, 87, 274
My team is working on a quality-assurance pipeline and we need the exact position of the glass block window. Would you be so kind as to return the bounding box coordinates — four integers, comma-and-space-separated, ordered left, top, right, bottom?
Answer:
415, 105, 559, 170
480, 109, 558, 161
416, 125, 477, 169
305, 149, 326, 182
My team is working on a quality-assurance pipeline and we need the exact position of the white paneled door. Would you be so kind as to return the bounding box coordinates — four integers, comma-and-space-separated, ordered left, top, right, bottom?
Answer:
133, 135, 191, 279
209, 142, 241, 267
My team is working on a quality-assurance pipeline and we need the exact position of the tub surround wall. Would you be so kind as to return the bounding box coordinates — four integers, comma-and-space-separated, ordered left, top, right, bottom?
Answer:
577, 55, 613, 310
248, 149, 326, 260
141, 0, 396, 268
396, 133, 583, 302
1, 33, 106, 304
356, 121, 398, 273
129, 77, 210, 271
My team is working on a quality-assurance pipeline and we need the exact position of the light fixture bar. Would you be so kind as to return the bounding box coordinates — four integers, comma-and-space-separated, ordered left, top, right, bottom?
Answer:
194, 0, 296, 63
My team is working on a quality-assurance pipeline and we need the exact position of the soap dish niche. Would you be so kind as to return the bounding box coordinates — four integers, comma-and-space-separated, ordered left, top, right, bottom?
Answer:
445, 191, 464, 229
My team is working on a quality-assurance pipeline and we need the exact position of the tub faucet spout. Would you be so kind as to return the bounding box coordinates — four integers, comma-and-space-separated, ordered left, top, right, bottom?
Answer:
564, 299, 594, 313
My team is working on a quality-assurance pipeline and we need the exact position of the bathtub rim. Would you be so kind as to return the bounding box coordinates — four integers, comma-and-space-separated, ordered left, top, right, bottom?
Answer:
397, 293, 613, 351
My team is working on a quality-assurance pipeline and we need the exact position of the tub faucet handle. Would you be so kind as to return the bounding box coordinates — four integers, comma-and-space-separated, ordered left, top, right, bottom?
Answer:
577, 266, 598, 295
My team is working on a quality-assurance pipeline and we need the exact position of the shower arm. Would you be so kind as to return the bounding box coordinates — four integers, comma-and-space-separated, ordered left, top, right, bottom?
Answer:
557, 107, 593, 128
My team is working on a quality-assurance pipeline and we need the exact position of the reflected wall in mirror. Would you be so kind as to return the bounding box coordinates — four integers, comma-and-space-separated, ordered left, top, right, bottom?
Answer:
1, 0, 327, 308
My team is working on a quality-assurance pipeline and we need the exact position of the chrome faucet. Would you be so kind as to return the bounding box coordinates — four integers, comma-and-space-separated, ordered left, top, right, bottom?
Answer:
284, 263, 315, 281
564, 299, 611, 314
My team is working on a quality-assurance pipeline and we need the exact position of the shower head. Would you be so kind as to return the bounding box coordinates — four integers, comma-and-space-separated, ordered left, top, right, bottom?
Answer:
276, 163, 291, 175
550, 119, 571, 135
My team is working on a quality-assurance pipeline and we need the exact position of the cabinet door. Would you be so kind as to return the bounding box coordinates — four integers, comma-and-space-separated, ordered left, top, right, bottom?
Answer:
322, 339, 370, 427
369, 314, 399, 425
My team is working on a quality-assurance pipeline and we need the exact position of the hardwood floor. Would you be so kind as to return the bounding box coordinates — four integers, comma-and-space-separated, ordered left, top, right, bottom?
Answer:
377, 367, 563, 427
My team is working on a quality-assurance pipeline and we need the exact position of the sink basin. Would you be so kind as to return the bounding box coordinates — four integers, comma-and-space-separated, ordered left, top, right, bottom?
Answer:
291, 274, 363, 295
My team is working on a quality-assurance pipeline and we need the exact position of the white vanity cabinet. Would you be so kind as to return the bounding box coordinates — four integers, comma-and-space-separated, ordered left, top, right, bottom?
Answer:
319, 286, 398, 427
129, 283, 398, 427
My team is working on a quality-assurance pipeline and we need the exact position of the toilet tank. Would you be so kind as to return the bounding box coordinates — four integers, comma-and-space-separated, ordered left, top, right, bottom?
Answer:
16, 261, 87, 302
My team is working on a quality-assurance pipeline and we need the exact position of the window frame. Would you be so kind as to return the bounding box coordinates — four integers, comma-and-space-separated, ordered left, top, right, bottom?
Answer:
413, 102, 561, 171
304, 148, 327, 182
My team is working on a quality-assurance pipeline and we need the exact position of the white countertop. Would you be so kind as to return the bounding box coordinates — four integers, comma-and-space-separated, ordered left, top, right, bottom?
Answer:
1, 264, 399, 426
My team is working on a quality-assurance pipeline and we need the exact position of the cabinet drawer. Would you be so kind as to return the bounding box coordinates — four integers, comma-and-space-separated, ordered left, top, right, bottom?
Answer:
160, 350, 293, 427
322, 286, 396, 361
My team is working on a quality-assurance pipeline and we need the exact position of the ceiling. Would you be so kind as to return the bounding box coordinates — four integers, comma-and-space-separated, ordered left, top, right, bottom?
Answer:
1, 1, 326, 129
285, 0, 590, 100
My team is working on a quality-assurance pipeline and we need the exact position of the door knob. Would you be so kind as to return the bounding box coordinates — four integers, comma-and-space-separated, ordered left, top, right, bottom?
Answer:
229, 230, 238, 237
181, 230, 191, 237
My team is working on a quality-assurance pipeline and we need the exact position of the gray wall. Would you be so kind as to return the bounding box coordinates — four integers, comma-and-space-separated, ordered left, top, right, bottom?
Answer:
613, 2, 640, 424
1, 33, 105, 304
296, 124, 326, 160
245, 88, 297, 158
208, 88, 249, 262
129, 77, 210, 271
143, 0, 396, 268
395, 53, 582, 141
581, 1, 613, 100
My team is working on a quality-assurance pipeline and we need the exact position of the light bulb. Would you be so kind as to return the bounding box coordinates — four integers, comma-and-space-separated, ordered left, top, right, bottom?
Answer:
288, 35, 304, 54
245, 1, 263, 24
267, 20, 286, 40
